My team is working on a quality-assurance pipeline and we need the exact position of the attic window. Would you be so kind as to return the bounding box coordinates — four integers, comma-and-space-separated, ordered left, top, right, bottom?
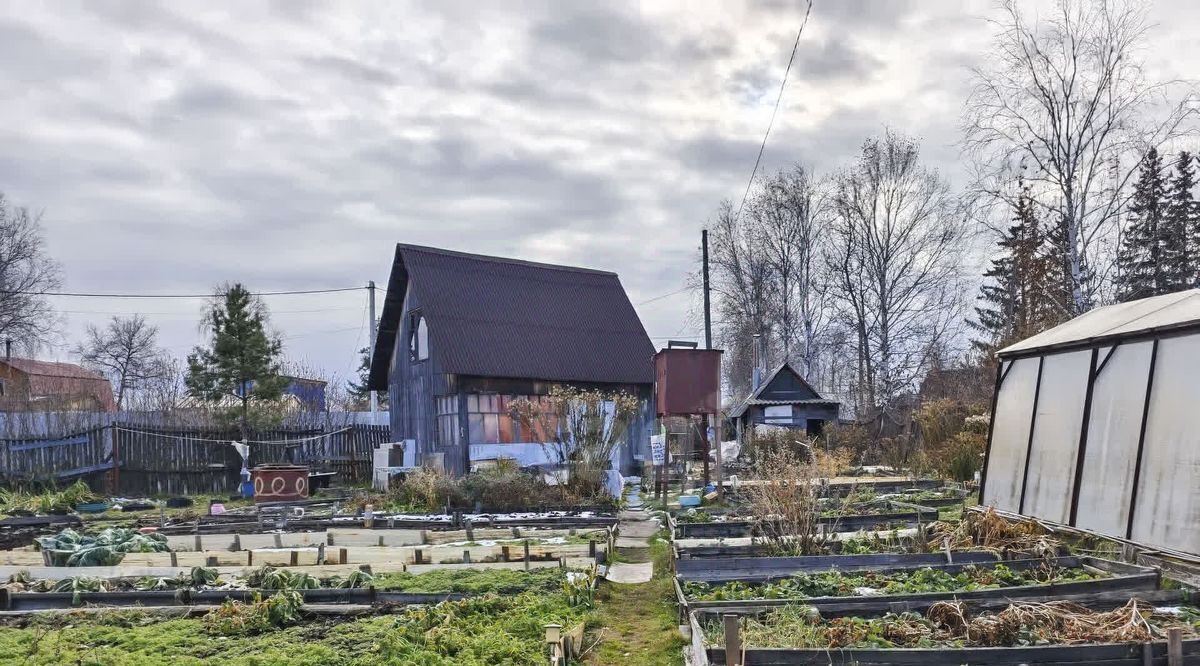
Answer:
409, 312, 429, 362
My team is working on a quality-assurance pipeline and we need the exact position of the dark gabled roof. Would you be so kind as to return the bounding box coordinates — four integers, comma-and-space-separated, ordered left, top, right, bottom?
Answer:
368, 244, 655, 389
728, 362, 835, 418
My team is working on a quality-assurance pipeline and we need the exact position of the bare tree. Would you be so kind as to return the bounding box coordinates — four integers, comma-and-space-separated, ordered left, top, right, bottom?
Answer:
962, 0, 1198, 313
827, 131, 968, 415
0, 193, 62, 350
75, 315, 169, 410
708, 200, 779, 398
751, 166, 831, 378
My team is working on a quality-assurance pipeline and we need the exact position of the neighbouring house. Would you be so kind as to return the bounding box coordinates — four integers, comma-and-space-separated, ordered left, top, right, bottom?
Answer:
728, 362, 840, 440
367, 244, 657, 475
0, 357, 117, 412
282, 376, 327, 412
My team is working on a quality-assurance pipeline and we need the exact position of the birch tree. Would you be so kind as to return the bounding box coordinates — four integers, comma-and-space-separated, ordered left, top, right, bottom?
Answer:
750, 166, 830, 378
963, 0, 1197, 314
827, 131, 968, 414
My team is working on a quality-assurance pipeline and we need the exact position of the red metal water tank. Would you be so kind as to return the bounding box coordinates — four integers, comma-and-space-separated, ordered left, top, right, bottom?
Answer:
251, 464, 310, 503
654, 348, 723, 415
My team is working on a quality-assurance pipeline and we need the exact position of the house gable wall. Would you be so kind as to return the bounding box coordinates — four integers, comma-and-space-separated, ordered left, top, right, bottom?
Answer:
758, 367, 820, 402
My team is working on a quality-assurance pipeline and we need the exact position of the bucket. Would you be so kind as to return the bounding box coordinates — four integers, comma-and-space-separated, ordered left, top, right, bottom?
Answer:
251, 464, 310, 503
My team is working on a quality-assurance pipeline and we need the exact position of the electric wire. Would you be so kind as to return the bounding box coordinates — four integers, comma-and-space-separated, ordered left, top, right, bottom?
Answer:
732, 0, 814, 225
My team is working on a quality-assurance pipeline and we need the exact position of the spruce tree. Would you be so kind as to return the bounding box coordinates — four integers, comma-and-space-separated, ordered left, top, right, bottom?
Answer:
1116, 148, 1169, 301
1164, 151, 1199, 290
347, 346, 388, 410
972, 184, 1053, 355
186, 284, 287, 435
1039, 213, 1074, 328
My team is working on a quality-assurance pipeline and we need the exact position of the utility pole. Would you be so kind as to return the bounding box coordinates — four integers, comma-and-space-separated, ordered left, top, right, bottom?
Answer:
702, 229, 722, 499
702, 230, 712, 349
367, 281, 378, 421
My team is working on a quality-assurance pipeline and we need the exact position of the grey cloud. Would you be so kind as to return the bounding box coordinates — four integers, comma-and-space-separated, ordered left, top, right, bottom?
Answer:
301, 55, 400, 87
531, 5, 661, 64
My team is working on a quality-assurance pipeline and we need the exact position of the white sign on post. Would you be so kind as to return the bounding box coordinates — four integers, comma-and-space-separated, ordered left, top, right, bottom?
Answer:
650, 434, 666, 466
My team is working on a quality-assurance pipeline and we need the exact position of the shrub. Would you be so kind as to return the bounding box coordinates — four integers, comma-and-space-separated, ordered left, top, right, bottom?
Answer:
203, 591, 303, 636
386, 464, 614, 513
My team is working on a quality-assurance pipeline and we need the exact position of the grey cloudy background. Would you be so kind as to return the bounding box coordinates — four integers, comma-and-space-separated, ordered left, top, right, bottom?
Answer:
2, 0, 1197, 384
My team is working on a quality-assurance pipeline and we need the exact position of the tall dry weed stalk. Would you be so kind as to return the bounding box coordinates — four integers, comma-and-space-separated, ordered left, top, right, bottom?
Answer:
745, 447, 830, 555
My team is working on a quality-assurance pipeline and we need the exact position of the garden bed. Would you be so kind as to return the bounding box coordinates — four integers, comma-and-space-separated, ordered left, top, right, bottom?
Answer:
671, 509, 938, 540
0, 565, 590, 613
674, 556, 1160, 616
688, 593, 1200, 665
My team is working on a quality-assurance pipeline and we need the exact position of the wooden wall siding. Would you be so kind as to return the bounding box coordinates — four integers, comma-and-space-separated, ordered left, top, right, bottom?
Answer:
0, 424, 390, 496
388, 284, 455, 472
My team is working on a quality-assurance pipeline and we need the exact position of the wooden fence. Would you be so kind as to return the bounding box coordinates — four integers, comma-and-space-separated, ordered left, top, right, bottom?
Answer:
0, 426, 110, 485
1, 424, 390, 496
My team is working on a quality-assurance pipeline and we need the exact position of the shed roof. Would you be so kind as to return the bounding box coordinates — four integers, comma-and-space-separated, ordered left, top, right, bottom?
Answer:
728, 362, 835, 418
998, 289, 1200, 356
368, 244, 656, 389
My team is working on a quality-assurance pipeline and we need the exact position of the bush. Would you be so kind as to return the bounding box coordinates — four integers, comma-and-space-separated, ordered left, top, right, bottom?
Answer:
203, 591, 303, 636
386, 463, 615, 513
914, 400, 989, 481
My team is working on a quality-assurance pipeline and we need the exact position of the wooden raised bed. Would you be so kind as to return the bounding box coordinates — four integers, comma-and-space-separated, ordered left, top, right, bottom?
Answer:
675, 551, 1002, 583
674, 556, 1160, 618
687, 590, 1199, 665
673, 509, 939, 540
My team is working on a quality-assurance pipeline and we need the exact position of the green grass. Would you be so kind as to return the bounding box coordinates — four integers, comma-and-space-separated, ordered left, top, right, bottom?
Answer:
584, 533, 685, 666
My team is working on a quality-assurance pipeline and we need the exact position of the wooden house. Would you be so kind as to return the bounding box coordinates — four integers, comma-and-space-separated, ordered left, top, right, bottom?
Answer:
0, 358, 116, 412
367, 244, 657, 475
728, 362, 839, 439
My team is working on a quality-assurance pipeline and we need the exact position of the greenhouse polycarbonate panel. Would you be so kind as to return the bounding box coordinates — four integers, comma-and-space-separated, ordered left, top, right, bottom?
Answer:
999, 289, 1200, 355
1130, 335, 1200, 554
1075, 342, 1152, 538
1022, 350, 1090, 524
982, 358, 1041, 512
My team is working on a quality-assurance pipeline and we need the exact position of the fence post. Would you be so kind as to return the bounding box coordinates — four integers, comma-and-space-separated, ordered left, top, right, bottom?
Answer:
723, 614, 742, 666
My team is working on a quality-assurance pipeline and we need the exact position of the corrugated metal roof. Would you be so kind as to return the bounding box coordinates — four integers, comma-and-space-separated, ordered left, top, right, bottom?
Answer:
998, 289, 1200, 356
369, 244, 655, 388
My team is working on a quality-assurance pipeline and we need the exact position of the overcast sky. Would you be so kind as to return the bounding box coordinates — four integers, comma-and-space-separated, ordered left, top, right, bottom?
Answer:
2, 0, 1197, 386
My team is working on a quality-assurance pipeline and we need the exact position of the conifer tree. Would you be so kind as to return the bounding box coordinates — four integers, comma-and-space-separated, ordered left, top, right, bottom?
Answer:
1040, 213, 1074, 327
347, 346, 388, 410
1164, 151, 1198, 290
972, 183, 1063, 356
186, 284, 287, 435
1116, 148, 1169, 302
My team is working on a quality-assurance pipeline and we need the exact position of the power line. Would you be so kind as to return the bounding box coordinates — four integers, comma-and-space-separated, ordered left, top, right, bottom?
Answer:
636, 287, 691, 306
13, 287, 365, 299
732, 0, 814, 224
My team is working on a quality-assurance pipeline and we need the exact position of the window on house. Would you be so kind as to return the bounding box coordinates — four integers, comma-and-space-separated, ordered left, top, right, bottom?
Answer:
409, 312, 429, 361
763, 405, 792, 424
0, 379, 5, 397
465, 393, 527, 444
436, 396, 459, 446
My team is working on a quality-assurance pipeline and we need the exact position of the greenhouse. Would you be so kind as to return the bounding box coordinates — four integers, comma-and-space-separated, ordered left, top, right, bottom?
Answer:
981, 289, 1200, 556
